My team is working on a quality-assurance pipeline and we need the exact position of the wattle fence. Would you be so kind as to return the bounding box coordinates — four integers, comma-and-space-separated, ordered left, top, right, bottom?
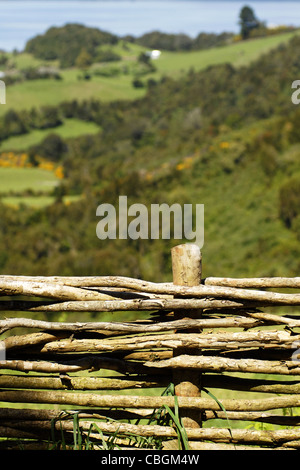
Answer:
1, 243, 300, 450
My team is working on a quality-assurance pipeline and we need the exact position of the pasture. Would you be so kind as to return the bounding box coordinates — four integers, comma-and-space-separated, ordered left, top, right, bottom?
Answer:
0, 31, 298, 118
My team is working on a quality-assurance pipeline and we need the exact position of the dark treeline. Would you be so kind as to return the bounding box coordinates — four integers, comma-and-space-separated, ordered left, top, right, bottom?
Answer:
125, 31, 235, 51
25, 24, 119, 68
24, 23, 236, 68
23, 15, 296, 70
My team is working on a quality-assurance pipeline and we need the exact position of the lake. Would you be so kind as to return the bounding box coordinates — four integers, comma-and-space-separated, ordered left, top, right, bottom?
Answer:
0, 0, 300, 51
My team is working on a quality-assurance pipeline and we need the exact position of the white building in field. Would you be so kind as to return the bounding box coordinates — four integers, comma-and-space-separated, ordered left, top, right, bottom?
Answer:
146, 50, 161, 60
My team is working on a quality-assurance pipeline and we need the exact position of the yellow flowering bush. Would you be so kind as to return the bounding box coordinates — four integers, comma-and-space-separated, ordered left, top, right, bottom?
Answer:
0, 151, 64, 178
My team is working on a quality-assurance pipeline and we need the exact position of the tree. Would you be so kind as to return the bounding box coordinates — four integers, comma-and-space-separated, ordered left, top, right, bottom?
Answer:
239, 5, 260, 39
75, 48, 93, 70
25, 23, 118, 68
29, 133, 68, 163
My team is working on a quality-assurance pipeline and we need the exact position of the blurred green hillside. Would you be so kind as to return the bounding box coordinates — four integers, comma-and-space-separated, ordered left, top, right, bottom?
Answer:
1, 25, 300, 281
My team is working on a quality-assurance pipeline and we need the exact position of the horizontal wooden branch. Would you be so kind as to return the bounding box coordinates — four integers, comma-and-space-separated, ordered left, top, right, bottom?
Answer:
0, 275, 161, 290
2, 415, 299, 447
205, 277, 300, 289
5, 359, 300, 394
243, 310, 300, 327
0, 409, 300, 440
0, 298, 278, 312
0, 315, 263, 334
0, 355, 154, 375
4, 273, 300, 290
192, 428, 300, 445
3, 331, 69, 350
145, 354, 300, 375
4, 418, 300, 446
36, 330, 300, 354
0, 374, 167, 391
203, 410, 300, 426
203, 374, 300, 394
0, 407, 155, 422
1, 404, 298, 428
2, 292, 300, 313
186, 442, 285, 450
0, 278, 118, 301
1, 389, 300, 412
3, 275, 300, 305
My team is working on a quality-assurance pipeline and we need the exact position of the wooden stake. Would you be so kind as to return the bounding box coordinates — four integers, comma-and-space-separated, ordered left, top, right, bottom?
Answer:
171, 243, 202, 429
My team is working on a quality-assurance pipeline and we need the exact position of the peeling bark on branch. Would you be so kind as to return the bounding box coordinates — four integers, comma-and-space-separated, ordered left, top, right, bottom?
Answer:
0, 279, 118, 301
0, 315, 263, 334
35, 330, 300, 354
1, 389, 300, 411
145, 354, 300, 375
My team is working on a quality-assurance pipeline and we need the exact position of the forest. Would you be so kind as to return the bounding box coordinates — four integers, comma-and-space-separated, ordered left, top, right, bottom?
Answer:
1, 23, 300, 282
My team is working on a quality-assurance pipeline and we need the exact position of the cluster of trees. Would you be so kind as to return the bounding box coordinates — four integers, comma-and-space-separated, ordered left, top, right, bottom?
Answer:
3, 67, 62, 86
0, 106, 63, 141
126, 31, 234, 51
25, 24, 118, 67
24, 23, 236, 68
0, 99, 102, 142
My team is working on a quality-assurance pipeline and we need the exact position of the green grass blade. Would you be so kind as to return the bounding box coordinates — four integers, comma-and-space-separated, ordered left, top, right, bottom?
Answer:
163, 399, 189, 451
202, 387, 235, 445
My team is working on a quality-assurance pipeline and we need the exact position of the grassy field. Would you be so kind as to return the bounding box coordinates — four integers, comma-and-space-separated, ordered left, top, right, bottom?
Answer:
2, 194, 81, 208
152, 31, 300, 76
0, 118, 101, 152
0, 73, 145, 118
0, 167, 83, 207
0, 167, 58, 193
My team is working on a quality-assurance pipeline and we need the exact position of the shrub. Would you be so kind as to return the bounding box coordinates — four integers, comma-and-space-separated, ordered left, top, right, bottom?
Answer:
29, 133, 68, 163
279, 176, 300, 227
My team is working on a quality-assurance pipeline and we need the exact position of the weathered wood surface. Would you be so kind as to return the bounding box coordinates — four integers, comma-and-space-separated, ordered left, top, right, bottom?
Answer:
0, 315, 264, 334
204, 276, 300, 288
0, 278, 117, 301
4, 329, 297, 353
0, 298, 261, 311
2, 418, 300, 445
0, 374, 166, 391
1, 389, 300, 411
4, 273, 300, 290
203, 374, 300, 394
145, 354, 300, 375
171, 243, 202, 429
0, 356, 155, 374
3, 274, 300, 305
0, 298, 268, 311
3, 245, 300, 450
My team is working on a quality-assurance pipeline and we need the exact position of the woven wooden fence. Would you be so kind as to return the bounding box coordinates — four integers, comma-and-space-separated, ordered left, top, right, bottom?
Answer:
2, 243, 300, 450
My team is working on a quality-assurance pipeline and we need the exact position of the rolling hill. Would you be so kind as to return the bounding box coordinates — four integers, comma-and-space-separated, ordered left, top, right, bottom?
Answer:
1, 26, 300, 282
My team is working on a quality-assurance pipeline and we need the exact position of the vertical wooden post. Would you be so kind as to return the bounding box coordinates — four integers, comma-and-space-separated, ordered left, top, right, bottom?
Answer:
171, 243, 202, 429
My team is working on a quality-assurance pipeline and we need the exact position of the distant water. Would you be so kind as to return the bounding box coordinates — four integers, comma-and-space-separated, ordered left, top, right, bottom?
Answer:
0, 0, 300, 51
